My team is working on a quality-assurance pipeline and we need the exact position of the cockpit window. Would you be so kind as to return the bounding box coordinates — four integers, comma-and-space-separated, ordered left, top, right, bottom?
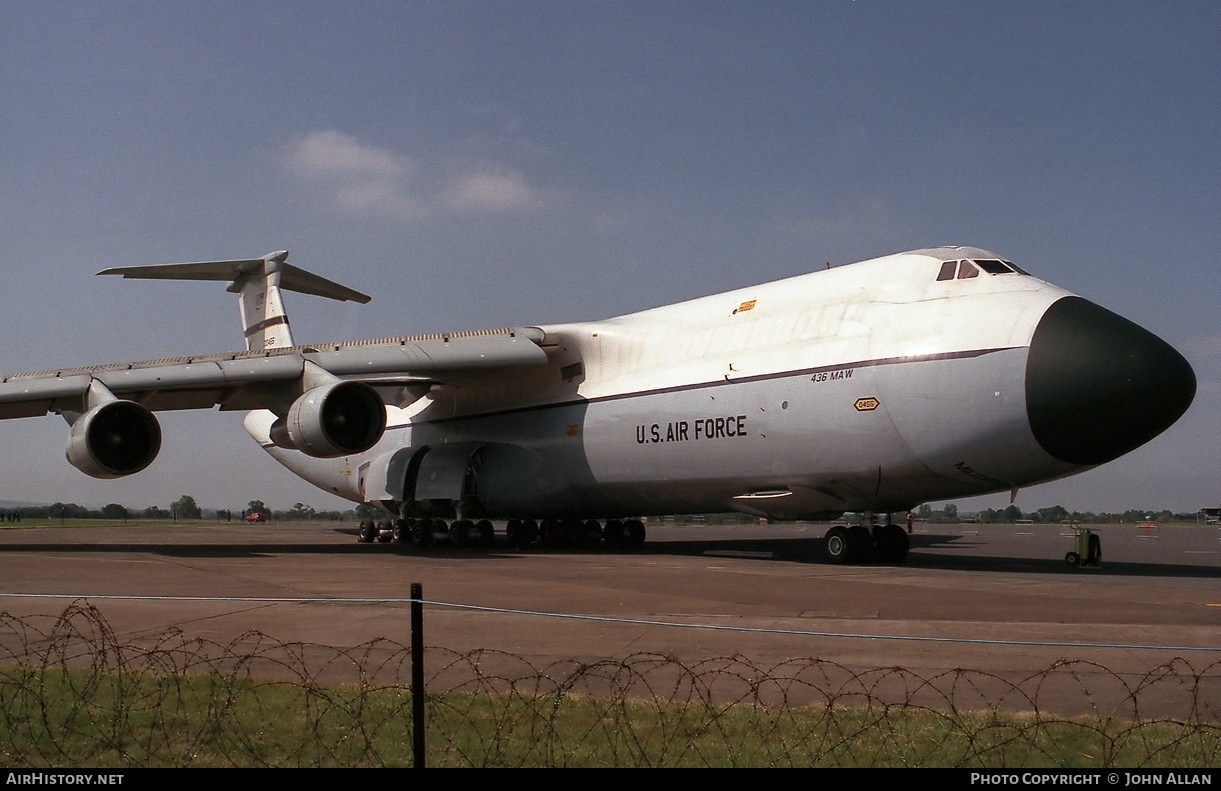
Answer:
937, 257, 1030, 281
975, 259, 1012, 274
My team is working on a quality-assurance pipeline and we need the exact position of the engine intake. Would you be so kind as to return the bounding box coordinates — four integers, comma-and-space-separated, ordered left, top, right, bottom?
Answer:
66, 401, 162, 479
270, 381, 387, 457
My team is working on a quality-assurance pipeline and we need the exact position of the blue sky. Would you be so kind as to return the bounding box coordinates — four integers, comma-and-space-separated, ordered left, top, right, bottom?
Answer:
1, 2, 1216, 513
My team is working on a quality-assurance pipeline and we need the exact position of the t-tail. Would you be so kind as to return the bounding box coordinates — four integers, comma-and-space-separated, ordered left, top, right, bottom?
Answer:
98, 250, 371, 351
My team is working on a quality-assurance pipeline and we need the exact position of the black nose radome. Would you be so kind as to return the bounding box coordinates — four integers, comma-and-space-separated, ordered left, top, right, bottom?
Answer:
1026, 296, 1195, 466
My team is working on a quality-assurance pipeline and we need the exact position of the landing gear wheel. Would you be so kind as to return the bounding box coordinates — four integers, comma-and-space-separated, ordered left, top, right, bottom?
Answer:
583, 520, 603, 546
409, 519, 430, 547
517, 519, 539, 547
558, 519, 581, 547
450, 520, 472, 546
824, 526, 852, 564
392, 519, 408, 543
873, 524, 910, 563
357, 519, 376, 543
623, 519, 646, 547
539, 519, 559, 547
848, 525, 874, 562
474, 519, 495, 546
603, 520, 625, 547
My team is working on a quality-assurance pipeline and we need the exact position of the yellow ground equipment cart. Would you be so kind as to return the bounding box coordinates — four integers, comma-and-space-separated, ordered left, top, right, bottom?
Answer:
1065, 525, 1102, 568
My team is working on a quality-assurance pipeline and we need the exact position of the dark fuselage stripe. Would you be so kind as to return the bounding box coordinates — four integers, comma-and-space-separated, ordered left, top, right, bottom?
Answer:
244, 315, 291, 337
400, 345, 1020, 429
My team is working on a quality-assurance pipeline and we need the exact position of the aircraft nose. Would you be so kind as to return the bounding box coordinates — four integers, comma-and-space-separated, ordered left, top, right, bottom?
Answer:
1025, 296, 1195, 466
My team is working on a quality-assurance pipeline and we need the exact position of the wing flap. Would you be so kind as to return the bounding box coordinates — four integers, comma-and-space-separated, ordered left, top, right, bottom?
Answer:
140, 389, 233, 412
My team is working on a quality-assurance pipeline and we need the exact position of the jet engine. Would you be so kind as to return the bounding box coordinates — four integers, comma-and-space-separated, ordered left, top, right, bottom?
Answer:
66, 400, 163, 479
269, 380, 387, 457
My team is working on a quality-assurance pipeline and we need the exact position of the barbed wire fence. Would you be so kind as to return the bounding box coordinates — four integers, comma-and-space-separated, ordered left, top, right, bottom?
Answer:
0, 601, 1216, 767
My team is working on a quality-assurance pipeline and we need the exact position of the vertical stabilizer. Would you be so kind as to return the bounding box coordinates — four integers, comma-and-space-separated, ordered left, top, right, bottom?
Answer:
232, 251, 294, 351
98, 250, 372, 352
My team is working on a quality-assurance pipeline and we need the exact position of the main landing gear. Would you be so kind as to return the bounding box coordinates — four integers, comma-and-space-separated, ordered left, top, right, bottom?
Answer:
355, 517, 648, 550
353, 518, 496, 547
823, 520, 910, 564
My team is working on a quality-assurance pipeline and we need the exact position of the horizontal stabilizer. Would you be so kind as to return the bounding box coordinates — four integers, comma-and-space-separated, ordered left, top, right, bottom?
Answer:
98, 251, 371, 304
99, 250, 370, 351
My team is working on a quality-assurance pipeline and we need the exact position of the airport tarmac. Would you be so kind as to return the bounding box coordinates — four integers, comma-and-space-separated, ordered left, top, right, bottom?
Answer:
0, 519, 1216, 716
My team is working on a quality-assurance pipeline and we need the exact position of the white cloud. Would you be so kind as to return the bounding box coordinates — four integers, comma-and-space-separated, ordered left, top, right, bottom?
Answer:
282, 131, 425, 221
284, 130, 412, 180
444, 168, 541, 213
281, 130, 541, 221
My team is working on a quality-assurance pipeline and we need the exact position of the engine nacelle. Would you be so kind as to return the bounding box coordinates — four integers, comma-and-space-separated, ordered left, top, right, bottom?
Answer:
66, 401, 162, 479
270, 381, 387, 457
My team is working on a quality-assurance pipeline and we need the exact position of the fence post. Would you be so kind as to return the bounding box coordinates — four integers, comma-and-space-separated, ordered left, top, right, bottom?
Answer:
411, 582, 425, 768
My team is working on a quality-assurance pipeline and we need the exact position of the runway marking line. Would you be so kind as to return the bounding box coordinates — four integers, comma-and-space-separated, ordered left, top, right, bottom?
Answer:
1, 592, 1216, 653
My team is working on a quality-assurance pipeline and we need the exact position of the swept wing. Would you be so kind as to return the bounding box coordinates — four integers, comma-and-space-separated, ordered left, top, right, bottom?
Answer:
0, 251, 548, 478
0, 328, 548, 419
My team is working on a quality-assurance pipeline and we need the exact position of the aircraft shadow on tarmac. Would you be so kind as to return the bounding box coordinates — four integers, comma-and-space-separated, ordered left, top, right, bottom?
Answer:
625, 532, 1221, 579
0, 528, 1216, 579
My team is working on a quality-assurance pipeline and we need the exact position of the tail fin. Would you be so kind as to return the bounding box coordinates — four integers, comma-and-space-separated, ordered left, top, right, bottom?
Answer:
98, 250, 371, 352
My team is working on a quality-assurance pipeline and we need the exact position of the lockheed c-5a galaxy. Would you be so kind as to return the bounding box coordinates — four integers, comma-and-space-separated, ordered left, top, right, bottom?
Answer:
0, 247, 1196, 563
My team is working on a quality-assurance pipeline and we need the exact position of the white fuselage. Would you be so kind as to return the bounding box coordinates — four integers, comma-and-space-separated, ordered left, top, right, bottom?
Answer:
246, 247, 1096, 519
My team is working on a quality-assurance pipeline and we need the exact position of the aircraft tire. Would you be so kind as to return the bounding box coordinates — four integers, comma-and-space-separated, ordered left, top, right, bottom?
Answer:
583, 520, 603, 546
624, 519, 646, 547
604, 519, 625, 547
409, 519, 431, 547
539, 518, 559, 547
848, 525, 874, 562
474, 519, 495, 546
873, 524, 910, 563
450, 520, 472, 546
392, 519, 408, 543
891, 527, 910, 562
1087, 533, 1102, 565
357, 519, 377, 543
518, 519, 539, 546
824, 526, 852, 564
559, 518, 581, 547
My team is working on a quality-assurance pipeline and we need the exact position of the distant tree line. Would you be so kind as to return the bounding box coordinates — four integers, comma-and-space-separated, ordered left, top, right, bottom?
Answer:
9, 495, 359, 523
1, 498, 1207, 525
916, 503, 1201, 524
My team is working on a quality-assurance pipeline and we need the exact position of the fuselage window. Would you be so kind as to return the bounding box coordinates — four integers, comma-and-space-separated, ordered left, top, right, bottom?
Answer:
957, 261, 980, 279
936, 260, 957, 281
